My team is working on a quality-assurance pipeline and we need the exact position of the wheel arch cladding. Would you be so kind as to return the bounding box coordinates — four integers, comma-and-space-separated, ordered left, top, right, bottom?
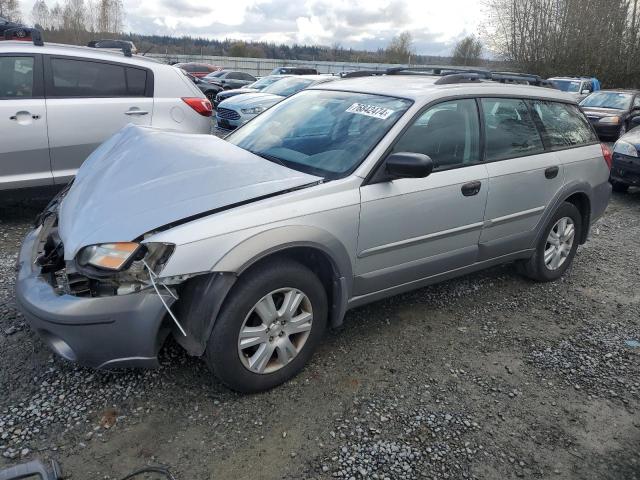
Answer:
564, 191, 591, 244
175, 226, 353, 356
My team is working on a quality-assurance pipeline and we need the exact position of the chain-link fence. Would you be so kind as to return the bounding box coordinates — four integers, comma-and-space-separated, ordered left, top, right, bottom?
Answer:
146, 53, 421, 76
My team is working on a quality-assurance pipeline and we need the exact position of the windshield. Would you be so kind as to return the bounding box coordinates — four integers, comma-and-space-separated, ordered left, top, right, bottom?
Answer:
249, 75, 286, 90
580, 91, 633, 110
551, 79, 581, 93
262, 77, 316, 97
226, 89, 412, 179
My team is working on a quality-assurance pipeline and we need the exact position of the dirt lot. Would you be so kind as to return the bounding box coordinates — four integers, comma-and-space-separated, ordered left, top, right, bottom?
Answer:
0, 191, 638, 480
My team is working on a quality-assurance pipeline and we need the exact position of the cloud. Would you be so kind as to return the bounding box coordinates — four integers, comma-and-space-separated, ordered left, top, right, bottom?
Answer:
20, 0, 483, 55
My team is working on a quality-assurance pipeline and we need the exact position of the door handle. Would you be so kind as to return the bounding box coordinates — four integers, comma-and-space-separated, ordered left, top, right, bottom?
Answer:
461, 180, 482, 197
125, 109, 149, 116
545, 166, 559, 179
9, 113, 40, 120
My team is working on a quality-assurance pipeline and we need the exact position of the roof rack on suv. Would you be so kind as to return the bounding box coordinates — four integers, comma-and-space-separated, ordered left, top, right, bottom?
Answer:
339, 70, 386, 78
3, 27, 44, 46
386, 65, 491, 77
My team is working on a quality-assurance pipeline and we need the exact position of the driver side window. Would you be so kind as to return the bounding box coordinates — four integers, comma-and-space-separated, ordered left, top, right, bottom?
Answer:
391, 99, 480, 171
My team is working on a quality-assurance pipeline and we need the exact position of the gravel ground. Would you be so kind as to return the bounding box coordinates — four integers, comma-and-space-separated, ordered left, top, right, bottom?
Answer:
0, 190, 639, 480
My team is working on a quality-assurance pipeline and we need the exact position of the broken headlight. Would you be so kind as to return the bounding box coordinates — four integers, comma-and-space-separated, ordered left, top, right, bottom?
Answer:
78, 242, 141, 270
77, 242, 174, 274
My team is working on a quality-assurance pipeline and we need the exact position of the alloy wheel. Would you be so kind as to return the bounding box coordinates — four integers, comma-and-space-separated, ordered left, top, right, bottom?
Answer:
544, 217, 575, 270
237, 288, 313, 374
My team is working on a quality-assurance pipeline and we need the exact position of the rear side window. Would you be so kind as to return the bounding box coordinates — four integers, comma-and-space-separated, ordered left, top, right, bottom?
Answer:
0, 56, 34, 98
481, 98, 544, 161
530, 100, 598, 148
125, 68, 147, 96
392, 99, 480, 171
49, 58, 147, 97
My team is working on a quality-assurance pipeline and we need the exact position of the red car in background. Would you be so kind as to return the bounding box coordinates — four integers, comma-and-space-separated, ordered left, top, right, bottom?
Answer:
175, 62, 222, 78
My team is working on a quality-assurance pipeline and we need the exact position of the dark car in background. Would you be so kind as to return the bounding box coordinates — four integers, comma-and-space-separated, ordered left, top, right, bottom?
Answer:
270, 66, 318, 75
213, 74, 289, 108
175, 62, 221, 78
0, 16, 30, 40
202, 70, 256, 90
189, 75, 224, 103
610, 118, 640, 192
580, 90, 640, 139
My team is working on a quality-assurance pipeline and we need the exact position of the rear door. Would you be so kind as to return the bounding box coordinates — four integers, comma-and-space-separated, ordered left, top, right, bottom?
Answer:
0, 53, 51, 191
478, 98, 564, 259
44, 56, 153, 184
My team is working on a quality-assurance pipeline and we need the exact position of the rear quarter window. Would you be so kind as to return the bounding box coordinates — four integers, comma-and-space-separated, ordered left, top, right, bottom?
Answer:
530, 100, 598, 148
481, 98, 545, 161
48, 58, 149, 97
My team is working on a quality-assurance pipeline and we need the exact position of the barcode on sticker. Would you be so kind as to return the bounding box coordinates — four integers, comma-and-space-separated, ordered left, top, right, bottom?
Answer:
346, 103, 394, 119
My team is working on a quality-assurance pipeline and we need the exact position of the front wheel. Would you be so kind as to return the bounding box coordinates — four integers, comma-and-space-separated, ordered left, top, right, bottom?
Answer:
205, 259, 327, 393
518, 202, 582, 282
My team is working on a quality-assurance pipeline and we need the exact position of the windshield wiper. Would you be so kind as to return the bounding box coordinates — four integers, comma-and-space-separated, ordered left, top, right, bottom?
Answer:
248, 150, 288, 168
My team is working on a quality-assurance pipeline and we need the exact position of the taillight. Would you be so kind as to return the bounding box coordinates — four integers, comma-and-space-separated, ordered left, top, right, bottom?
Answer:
601, 143, 613, 170
182, 97, 212, 117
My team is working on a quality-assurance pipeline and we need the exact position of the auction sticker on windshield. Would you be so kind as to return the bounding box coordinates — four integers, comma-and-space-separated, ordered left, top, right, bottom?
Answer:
346, 103, 395, 120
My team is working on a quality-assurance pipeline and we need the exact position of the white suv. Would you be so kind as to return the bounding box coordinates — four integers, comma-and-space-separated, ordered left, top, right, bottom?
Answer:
0, 40, 212, 194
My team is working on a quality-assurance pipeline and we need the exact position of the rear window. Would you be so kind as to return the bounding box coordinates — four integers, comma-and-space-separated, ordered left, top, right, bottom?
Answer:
49, 58, 148, 97
530, 100, 598, 148
481, 98, 544, 161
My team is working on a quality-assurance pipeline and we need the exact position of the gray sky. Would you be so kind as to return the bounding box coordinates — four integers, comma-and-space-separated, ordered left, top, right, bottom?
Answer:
19, 0, 484, 56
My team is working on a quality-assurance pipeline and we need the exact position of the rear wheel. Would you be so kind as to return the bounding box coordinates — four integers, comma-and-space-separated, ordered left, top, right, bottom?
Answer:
205, 259, 327, 393
205, 91, 216, 104
518, 202, 582, 282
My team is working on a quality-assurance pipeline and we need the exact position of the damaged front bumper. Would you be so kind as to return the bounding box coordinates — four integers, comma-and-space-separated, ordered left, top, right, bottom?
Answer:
15, 227, 175, 369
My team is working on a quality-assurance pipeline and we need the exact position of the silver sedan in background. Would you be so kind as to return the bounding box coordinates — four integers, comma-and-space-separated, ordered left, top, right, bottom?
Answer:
215, 75, 336, 130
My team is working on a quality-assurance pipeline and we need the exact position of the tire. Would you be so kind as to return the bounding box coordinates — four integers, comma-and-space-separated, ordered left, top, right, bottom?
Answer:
518, 202, 582, 282
611, 180, 629, 193
205, 259, 327, 393
205, 91, 216, 103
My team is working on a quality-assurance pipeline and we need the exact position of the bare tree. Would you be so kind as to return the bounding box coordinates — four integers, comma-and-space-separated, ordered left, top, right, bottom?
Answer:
0, 0, 22, 21
452, 35, 483, 66
385, 31, 413, 64
31, 1, 50, 30
484, 0, 639, 87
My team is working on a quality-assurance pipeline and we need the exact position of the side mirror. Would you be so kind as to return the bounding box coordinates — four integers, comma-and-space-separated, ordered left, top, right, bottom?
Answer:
385, 152, 434, 179
631, 116, 640, 127
581, 89, 590, 95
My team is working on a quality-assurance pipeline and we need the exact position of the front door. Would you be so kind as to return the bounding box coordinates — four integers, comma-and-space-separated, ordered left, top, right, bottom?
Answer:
0, 54, 51, 191
356, 98, 489, 296
44, 56, 153, 184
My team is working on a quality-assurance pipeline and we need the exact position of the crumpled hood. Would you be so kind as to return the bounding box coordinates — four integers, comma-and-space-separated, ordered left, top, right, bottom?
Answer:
219, 92, 284, 109
58, 125, 321, 260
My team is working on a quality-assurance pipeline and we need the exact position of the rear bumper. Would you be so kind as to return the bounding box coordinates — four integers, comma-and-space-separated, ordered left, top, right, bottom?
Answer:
15, 228, 173, 369
610, 153, 640, 186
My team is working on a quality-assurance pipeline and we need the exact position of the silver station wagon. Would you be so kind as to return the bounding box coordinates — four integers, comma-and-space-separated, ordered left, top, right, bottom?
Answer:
16, 73, 611, 392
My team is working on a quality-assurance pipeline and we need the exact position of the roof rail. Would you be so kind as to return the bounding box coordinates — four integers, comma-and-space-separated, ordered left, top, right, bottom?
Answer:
3, 27, 44, 46
87, 40, 133, 57
434, 73, 486, 85
339, 70, 385, 78
386, 65, 491, 77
